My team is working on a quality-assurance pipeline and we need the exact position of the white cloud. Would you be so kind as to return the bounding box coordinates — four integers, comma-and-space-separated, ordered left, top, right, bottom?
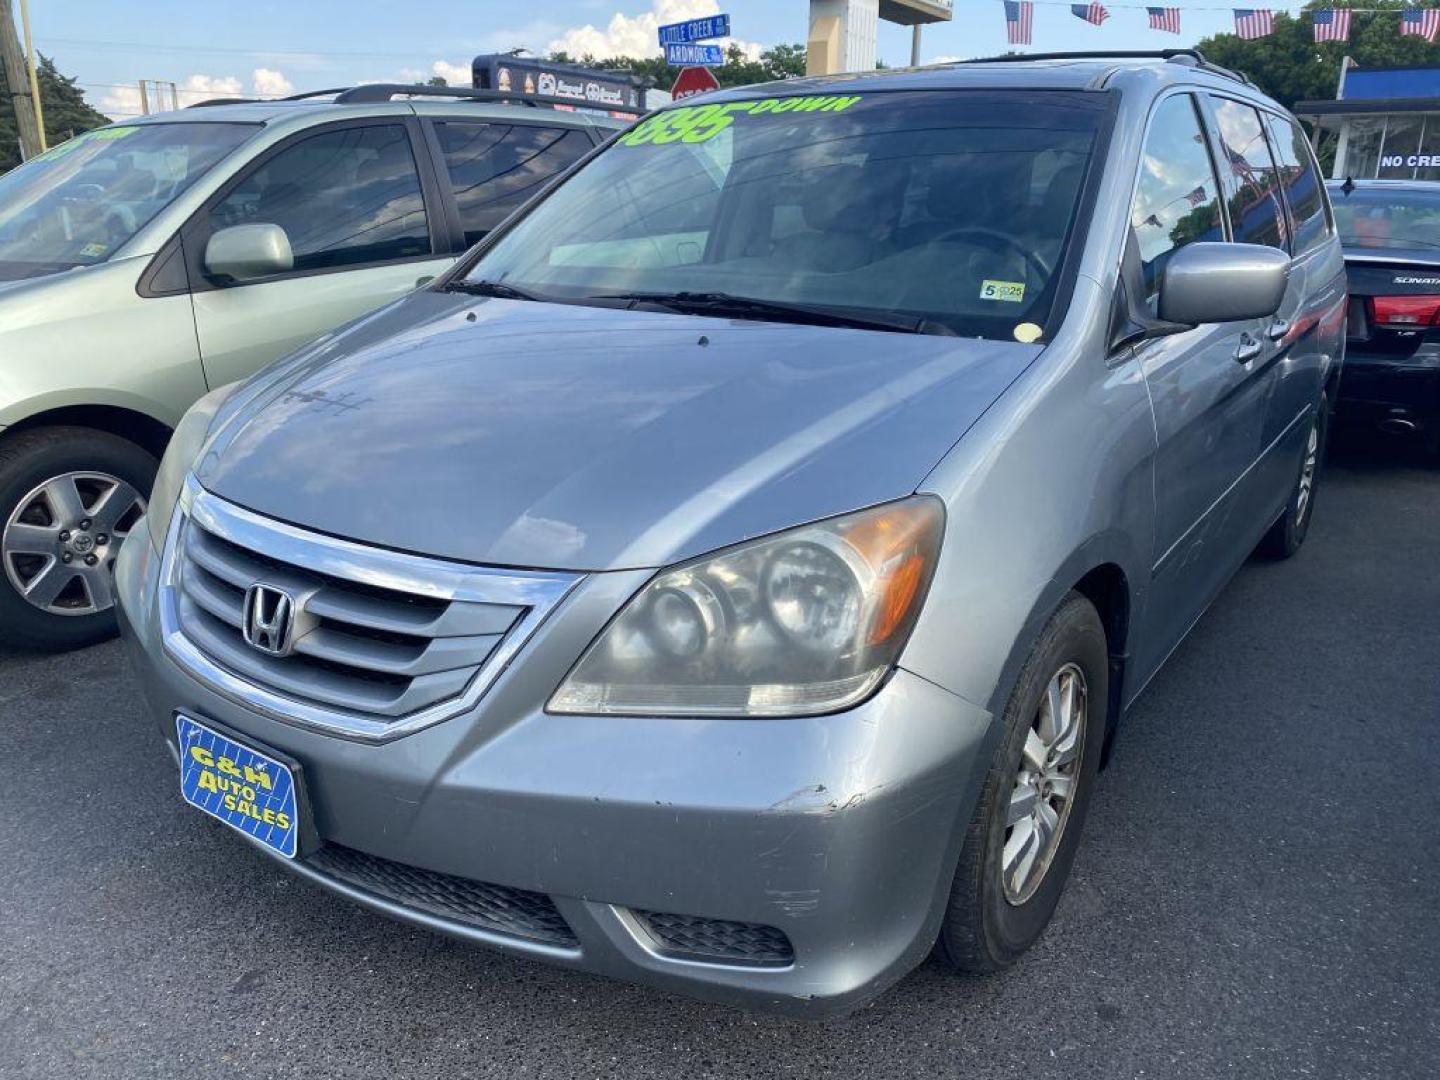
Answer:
176, 73, 245, 103
99, 69, 298, 118
431, 59, 472, 85
252, 68, 294, 97
548, 0, 761, 60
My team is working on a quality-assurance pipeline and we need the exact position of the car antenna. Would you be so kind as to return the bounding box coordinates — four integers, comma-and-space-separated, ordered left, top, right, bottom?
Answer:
1341, 176, 1356, 196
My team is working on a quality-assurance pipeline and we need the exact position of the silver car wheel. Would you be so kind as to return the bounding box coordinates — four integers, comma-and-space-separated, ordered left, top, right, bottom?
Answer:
2, 471, 146, 617
1295, 419, 1320, 527
1003, 661, 1087, 905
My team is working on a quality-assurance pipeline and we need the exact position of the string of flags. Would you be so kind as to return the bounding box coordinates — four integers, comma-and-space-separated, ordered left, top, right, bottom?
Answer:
1001, 3, 1440, 44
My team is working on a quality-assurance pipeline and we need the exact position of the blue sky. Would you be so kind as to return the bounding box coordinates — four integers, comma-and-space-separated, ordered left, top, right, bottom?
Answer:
31, 0, 1309, 118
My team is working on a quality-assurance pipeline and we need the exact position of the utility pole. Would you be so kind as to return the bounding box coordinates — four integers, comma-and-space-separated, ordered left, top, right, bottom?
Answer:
0, 0, 43, 160
19, 0, 43, 149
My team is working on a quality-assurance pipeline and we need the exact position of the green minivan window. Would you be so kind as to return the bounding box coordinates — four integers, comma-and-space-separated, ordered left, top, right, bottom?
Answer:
208, 124, 431, 273
0, 122, 256, 281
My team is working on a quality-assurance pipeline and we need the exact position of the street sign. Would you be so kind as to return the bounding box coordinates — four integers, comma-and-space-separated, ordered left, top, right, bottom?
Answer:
657, 14, 730, 45
665, 43, 725, 67
670, 66, 722, 100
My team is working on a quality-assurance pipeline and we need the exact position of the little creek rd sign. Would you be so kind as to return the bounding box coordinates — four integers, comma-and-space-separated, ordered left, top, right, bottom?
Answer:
657, 14, 731, 45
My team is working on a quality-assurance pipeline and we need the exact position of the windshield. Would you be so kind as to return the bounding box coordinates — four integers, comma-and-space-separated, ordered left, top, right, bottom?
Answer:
465, 90, 1106, 340
1329, 185, 1440, 250
0, 122, 257, 280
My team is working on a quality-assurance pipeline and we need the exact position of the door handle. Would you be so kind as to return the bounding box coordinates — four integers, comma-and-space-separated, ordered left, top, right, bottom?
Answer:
1265, 318, 1290, 342
1235, 332, 1263, 364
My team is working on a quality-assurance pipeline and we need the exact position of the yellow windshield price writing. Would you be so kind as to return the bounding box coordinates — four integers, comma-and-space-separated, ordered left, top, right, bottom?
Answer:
35, 125, 137, 162
620, 95, 864, 147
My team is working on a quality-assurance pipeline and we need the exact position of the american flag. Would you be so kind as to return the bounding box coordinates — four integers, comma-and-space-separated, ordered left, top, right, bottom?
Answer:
1147, 6, 1181, 33
1233, 9, 1275, 38
1071, 2, 1109, 26
1185, 185, 1208, 207
1005, 0, 1034, 44
1401, 7, 1440, 41
1312, 8, 1351, 41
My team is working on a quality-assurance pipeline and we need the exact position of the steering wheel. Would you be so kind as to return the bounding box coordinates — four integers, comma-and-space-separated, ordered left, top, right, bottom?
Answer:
929, 225, 1053, 282
64, 183, 107, 205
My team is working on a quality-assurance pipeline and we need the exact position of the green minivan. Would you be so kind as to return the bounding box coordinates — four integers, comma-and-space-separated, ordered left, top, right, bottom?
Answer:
0, 85, 621, 648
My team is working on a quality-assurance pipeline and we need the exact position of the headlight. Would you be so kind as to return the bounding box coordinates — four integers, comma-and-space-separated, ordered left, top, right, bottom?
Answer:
549, 497, 944, 717
145, 384, 238, 551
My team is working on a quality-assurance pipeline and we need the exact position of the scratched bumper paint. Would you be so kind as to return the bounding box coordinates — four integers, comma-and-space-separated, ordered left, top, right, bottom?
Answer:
117, 526, 993, 1017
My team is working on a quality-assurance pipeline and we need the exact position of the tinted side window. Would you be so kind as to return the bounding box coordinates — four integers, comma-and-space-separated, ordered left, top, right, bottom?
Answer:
434, 123, 593, 245
1265, 114, 1328, 256
1130, 94, 1225, 313
209, 125, 430, 273
1210, 97, 1289, 251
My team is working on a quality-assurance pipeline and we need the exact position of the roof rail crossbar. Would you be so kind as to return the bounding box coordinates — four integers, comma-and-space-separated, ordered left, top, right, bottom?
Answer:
956, 49, 1252, 86
332, 84, 539, 107
185, 97, 264, 108
281, 87, 355, 101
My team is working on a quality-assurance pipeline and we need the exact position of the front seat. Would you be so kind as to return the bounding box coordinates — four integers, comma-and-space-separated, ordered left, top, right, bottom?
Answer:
771, 164, 882, 272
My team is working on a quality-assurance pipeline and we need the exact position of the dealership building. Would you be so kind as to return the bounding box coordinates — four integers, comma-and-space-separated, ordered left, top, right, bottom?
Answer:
1296, 63, 1440, 181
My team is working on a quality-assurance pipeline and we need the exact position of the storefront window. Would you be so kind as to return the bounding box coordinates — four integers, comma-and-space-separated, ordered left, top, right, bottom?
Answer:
1415, 117, 1440, 181
1342, 117, 1384, 178
1378, 115, 1424, 177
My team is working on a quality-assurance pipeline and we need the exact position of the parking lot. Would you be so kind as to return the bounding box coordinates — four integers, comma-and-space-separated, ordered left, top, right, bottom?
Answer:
1, 433, 1436, 1080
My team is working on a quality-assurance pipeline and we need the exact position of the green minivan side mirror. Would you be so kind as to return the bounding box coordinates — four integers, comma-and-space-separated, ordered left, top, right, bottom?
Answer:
204, 223, 294, 282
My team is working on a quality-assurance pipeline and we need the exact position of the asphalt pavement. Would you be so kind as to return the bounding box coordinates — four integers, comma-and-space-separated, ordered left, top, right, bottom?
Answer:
2, 432, 1436, 1080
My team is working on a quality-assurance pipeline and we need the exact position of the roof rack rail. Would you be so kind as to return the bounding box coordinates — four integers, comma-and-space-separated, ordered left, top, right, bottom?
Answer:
185, 97, 264, 108
280, 87, 354, 101
332, 83, 539, 107
957, 49, 1253, 87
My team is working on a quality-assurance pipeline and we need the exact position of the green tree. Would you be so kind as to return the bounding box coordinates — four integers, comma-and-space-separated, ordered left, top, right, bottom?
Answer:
1197, 1, 1440, 110
1, 53, 109, 172
549, 42, 808, 94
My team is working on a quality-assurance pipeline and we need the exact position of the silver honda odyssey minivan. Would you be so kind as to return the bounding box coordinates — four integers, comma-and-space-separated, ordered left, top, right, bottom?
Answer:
117, 52, 1345, 1017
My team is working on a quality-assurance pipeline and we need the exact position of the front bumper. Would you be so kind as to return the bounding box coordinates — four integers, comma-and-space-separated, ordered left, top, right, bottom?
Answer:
116, 524, 993, 1018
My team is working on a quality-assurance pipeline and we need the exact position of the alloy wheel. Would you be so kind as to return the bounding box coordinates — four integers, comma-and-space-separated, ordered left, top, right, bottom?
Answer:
1295, 419, 1320, 527
2, 471, 146, 617
1003, 661, 1087, 905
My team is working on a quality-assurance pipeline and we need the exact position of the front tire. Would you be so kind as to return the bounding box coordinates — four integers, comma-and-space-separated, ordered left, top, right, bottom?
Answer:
0, 427, 156, 651
939, 592, 1108, 973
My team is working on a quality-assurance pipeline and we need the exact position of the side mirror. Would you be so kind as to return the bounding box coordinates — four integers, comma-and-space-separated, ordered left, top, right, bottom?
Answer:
204, 223, 293, 282
1159, 242, 1290, 326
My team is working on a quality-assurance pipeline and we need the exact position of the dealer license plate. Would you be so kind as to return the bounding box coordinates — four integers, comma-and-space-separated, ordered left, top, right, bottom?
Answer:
175, 715, 300, 859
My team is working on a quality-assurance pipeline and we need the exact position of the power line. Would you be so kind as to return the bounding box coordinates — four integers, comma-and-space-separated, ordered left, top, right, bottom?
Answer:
38, 35, 429, 59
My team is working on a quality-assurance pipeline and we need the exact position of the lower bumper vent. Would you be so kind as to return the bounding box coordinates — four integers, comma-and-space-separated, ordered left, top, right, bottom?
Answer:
307, 844, 578, 949
633, 909, 794, 967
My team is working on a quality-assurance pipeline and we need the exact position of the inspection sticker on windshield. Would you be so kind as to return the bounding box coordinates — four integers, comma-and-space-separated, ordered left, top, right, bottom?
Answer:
176, 715, 299, 859
980, 280, 1026, 303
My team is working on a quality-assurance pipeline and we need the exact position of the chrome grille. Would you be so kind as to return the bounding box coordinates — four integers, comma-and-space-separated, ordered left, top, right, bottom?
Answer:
159, 478, 578, 742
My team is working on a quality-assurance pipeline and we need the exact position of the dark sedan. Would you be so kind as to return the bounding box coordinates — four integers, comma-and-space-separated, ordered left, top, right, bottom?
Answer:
1329, 178, 1440, 452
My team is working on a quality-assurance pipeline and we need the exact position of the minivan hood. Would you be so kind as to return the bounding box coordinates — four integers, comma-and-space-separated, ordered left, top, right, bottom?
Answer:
198, 294, 1038, 571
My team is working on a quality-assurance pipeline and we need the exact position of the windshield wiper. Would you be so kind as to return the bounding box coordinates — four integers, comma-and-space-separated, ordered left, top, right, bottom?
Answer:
588, 290, 957, 336
442, 278, 543, 301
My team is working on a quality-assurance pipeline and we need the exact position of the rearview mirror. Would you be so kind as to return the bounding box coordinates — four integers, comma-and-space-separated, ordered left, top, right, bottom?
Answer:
1158, 242, 1290, 326
204, 223, 293, 282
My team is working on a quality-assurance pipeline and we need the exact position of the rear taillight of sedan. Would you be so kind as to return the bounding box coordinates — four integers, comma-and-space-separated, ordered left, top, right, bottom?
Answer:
1369, 295, 1440, 328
